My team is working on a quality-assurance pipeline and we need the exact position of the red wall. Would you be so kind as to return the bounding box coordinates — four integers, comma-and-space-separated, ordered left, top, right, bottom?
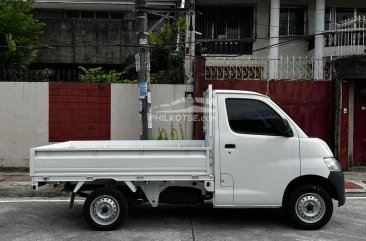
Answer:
49, 83, 111, 142
204, 80, 332, 144
339, 81, 349, 170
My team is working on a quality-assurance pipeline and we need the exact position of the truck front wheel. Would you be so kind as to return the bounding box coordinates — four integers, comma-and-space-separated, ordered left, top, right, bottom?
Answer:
83, 187, 128, 230
286, 185, 333, 230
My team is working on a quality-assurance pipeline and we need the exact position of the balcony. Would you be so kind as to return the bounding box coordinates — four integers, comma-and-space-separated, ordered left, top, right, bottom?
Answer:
310, 15, 366, 57
195, 4, 255, 56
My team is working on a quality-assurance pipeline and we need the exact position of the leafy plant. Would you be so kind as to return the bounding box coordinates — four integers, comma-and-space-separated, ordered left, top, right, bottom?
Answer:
148, 16, 186, 84
179, 123, 184, 140
156, 123, 184, 140
170, 122, 178, 140
79, 66, 137, 83
157, 128, 168, 140
0, 0, 45, 70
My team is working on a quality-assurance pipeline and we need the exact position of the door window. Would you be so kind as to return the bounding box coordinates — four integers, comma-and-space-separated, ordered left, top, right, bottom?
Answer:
225, 98, 286, 136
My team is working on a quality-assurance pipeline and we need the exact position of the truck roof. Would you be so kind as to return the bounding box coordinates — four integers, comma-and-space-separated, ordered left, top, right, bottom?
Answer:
213, 89, 268, 97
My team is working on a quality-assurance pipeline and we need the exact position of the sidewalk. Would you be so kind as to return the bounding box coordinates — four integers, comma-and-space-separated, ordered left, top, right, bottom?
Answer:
0, 170, 365, 198
344, 172, 366, 194
0, 170, 67, 198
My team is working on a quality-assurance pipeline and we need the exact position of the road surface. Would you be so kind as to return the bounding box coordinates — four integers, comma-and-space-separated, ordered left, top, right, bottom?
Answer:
0, 197, 365, 241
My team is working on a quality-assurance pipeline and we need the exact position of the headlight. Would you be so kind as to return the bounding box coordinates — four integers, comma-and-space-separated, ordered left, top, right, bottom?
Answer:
324, 157, 341, 171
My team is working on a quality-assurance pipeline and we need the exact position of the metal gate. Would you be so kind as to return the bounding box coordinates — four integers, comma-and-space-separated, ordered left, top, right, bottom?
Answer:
354, 81, 366, 166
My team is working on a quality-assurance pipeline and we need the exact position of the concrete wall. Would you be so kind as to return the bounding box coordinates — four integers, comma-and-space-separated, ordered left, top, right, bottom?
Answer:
151, 85, 194, 140
0, 83, 194, 167
111, 84, 140, 140
36, 15, 136, 65
0, 82, 49, 167
111, 84, 194, 140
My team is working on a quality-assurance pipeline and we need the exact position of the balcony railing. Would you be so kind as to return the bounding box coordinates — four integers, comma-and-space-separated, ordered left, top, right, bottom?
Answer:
197, 38, 254, 55
323, 15, 366, 56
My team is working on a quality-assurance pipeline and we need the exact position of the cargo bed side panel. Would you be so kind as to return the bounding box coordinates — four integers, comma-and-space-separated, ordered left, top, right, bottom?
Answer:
31, 149, 211, 182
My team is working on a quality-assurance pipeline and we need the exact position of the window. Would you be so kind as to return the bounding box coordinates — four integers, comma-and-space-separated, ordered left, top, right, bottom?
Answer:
325, 8, 332, 30
279, 6, 306, 36
357, 9, 366, 17
195, 5, 255, 54
336, 8, 354, 23
96, 12, 110, 19
196, 5, 254, 40
81, 11, 95, 19
66, 10, 80, 18
324, 8, 365, 30
110, 12, 124, 19
32, 10, 65, 18
225, 99, 286, 136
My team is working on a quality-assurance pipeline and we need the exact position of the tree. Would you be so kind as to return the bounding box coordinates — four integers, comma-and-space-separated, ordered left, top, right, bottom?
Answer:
149, 16, 186, 83
0, 0, 44, 70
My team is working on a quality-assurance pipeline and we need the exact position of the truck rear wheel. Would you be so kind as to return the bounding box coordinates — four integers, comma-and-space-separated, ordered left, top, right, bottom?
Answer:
286, 185, 333, 230
83, 187, 128, 230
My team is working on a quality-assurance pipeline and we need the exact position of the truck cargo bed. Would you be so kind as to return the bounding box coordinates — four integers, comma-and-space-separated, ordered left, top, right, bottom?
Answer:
30, 140, 212, 183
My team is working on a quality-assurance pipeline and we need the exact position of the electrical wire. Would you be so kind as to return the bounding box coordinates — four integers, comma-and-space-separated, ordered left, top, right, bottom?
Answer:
0, 30, 320, 51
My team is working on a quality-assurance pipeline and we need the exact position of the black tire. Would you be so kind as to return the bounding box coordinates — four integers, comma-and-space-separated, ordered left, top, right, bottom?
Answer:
83, 187, 128, 231
286, 185, 333, 230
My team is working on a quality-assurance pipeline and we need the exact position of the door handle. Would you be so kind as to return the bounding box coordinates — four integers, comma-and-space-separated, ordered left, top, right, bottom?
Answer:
225, 144, 236, 149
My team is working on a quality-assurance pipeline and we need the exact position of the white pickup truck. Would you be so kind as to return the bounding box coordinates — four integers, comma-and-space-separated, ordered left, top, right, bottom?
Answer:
30, 86, 345, 230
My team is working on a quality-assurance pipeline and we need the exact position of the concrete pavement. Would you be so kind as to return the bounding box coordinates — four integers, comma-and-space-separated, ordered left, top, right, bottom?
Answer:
0, 169, 365, 240
0, 198, 365, 241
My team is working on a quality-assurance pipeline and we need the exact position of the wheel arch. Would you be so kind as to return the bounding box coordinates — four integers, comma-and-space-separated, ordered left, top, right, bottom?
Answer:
66, 178, 137, 199
282, 175, 338, 207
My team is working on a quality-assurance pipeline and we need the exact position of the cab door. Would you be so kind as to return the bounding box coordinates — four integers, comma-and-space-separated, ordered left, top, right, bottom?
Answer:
217, 94, 300, 206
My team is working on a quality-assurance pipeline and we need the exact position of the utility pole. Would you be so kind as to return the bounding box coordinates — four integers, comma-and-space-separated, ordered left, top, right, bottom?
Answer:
136, 0, 152, 140
184, 0, 195, 84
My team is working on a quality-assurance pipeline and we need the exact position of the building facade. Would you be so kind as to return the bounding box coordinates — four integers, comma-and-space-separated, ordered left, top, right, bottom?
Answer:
32, 0, 180, 69
188, 0, 366, 170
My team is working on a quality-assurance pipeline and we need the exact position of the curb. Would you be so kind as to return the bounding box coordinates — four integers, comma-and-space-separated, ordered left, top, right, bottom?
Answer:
344, 181, 366, 193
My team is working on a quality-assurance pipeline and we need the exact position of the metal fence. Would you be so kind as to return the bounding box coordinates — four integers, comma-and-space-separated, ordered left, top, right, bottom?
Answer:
204, 56, 333, 81
0, 68, 184, 84
0, 69, 80, 82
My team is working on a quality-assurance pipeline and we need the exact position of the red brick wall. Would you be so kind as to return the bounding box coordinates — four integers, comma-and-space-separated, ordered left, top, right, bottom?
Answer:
49, 83, 111, 142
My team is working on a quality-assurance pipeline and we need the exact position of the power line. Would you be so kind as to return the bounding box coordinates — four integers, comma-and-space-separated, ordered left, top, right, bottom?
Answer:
0, 32, 316, 50
1, 30, 329, 60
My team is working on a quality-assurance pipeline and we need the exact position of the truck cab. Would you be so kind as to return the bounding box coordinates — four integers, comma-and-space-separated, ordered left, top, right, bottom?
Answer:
207, 87, 345, 229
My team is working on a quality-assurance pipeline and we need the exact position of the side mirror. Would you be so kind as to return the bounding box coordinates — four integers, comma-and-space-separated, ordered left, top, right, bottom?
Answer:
279, 118, 294, 137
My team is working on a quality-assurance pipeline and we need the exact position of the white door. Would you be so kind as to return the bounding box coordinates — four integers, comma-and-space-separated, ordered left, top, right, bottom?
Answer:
217, 94, 300, 206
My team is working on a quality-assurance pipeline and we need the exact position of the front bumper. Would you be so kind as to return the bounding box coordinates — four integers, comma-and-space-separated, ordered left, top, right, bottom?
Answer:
328, 171, 346, 206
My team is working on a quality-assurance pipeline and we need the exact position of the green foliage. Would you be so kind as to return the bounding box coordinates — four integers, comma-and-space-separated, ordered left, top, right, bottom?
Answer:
79, 66, 137, 83
170, 122, 178, 140
149, 16, 186, 84
156, 123, 184, 140
157, 128, 168, 140
0, 0, 45, 70
179, 123, 184, 140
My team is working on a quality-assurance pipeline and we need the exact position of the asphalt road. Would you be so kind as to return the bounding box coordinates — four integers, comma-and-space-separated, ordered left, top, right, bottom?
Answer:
0, 198, 365, 241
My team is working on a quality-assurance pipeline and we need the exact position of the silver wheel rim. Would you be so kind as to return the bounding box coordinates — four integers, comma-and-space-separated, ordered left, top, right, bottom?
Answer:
90, 195, 120, 226
295, 192, 326, 224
